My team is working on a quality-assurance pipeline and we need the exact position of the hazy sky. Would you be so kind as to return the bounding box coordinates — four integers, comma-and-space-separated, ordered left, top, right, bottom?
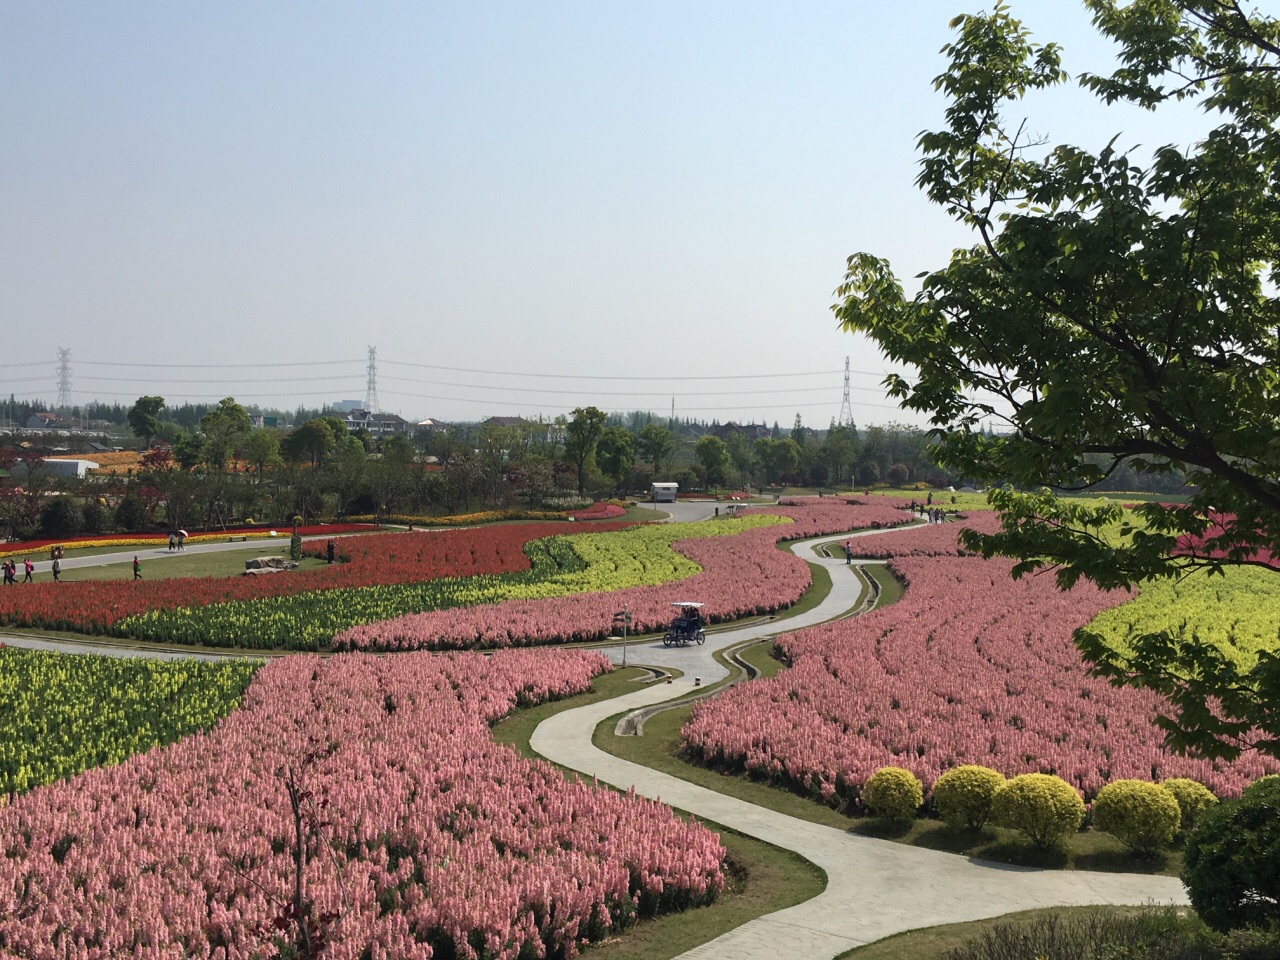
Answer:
1, 2, 1211, 427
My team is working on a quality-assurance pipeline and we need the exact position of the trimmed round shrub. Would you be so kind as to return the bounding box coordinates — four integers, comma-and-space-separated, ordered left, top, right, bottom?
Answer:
1092, 780, 1181, 855
931, 765, 1006, 830
862, 767, 923, 824
1184, 776, 1280, 933
992, 773, 1085, 849
1160, 778, 1218, 836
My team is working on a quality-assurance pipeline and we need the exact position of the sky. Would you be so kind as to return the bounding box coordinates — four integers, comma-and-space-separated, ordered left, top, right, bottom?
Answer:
0, 2, 1213, 428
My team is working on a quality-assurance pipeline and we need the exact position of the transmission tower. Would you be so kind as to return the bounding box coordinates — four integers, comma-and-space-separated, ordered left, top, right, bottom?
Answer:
364, 345, 380, 413
56, 348, 73, 410
837, 355, 854, 428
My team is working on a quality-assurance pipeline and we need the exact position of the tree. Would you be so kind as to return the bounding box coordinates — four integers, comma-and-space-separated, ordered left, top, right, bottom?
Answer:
283, 419, 337, 468
39, 497, 84, 537
723, 431, 757, 489
694, 435, 730, 492
637, 423, 675, 476
565, 406, 607, 495
832, 2, 1280, 761
199, 397, 251, 470
596, 427, 635, 493
822, 423, 859, 490
172, 432, 204, 472
243, 428, 282, 483
753, 437, 800, 486
127, 396, 165, 449
790, 414, 806, 450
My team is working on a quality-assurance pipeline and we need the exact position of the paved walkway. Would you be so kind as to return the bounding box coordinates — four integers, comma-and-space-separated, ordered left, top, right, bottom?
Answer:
531, 532, 1188, 958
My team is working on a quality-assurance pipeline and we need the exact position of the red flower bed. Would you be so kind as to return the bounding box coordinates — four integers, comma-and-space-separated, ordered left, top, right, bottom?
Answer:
682, 554, 1280, 802
335, 501, 911, 650
570, 502, 627, 520
0, 649, 726, 958
0, 522, 631, 636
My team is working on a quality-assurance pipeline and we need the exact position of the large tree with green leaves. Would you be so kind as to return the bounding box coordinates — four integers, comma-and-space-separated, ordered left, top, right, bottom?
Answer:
834, 1, 1280, 760
596, 426, 636, 493
637, 422, 675, 476
565, 406, 607, 495
694, 434, 731, 492
127, 396, 165, 449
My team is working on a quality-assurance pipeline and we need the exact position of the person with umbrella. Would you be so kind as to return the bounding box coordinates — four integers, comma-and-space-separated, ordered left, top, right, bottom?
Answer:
177, 530, 187, 550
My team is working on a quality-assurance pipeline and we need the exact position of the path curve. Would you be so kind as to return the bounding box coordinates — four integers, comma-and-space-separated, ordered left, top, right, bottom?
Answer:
530, 531, 1188, 958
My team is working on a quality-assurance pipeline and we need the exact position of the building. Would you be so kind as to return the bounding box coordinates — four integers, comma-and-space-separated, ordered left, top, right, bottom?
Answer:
713, 421, 770, 442
25, 412, 65, 430
10, 458, 100, 479
415, 417, 448, 435
341, 409, 411, 437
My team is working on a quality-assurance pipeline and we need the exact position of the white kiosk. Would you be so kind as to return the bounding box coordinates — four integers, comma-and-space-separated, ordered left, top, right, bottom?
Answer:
650, 482, 678, 503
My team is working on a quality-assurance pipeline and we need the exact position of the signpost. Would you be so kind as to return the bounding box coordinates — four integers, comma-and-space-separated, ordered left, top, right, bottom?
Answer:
612, 606, 631, 668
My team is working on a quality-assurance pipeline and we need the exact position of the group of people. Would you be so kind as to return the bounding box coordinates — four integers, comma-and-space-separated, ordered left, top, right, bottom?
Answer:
1, 558, 35, 585
166, 531, 186, 551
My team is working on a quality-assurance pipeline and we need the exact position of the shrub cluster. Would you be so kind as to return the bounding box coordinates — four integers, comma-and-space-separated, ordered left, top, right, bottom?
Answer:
1091, 780, 1181, 855
932, 765, 1006, 830
941, 907, 1280, 960
862, 767, 922, 824
1161, 777, 1219, 836
991, 773, 1085, 849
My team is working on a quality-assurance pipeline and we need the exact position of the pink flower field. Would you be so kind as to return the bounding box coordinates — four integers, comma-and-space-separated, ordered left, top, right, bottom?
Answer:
0, 650, 725, 959
682, 552, 1280, 803
334, 500, 911, 651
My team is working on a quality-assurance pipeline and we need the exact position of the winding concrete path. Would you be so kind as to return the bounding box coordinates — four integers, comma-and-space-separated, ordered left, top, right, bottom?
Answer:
531, 531, 1188, 958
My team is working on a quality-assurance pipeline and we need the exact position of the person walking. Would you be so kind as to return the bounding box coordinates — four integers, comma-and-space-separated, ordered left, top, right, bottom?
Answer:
2, 561, 12, 585
168, 532, 176, 551
22, 558, 34, 583
51, 557, 61, 582
844, 541, 853, 564
177, 532, 186, 551
133, 555, 142, 580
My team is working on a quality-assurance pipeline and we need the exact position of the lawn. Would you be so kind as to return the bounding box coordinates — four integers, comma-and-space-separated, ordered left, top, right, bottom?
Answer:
55, 546, 330, 582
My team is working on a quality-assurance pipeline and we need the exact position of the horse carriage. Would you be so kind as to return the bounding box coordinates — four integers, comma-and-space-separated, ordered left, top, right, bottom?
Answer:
662, 601, 706, 647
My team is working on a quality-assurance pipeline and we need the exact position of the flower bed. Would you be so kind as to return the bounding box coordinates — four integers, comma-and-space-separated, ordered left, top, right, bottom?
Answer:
0, 650, 725, 958
843, 510, 1000, 558
346, 508, 571, 526
120, 516, 783, 649
335, 501, 911, 651
0, 646, 259, 796
571, 502, 627, 520
681, 554, 1280, 803
0, 522, 630, 638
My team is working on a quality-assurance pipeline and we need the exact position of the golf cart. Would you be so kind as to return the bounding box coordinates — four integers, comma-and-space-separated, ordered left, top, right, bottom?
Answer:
663, 602, 706, 647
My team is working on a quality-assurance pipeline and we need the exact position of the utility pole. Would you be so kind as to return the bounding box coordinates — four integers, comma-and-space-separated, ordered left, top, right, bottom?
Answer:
56, 348, 73, 410
838, 355, 854, 428
364, 345, 380, 414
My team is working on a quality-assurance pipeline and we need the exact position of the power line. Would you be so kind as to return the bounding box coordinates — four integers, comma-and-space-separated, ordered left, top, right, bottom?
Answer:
381, 359, 849, 381
73, 359, 364, 369
378, 374, 851, 397
377, 387, 909, 415
73, 375, 359, 384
